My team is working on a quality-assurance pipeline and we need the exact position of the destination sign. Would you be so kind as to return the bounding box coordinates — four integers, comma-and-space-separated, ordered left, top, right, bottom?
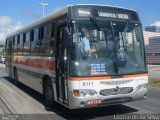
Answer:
98, 12, 129, 19
72, 6, 139, 21
78, 8, 91, 17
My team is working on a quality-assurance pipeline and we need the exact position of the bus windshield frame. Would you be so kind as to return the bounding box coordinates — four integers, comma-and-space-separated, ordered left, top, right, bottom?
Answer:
69, 19, 147, 77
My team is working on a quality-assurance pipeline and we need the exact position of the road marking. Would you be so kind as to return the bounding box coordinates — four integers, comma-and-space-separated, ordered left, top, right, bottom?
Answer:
0, 97, 13, 114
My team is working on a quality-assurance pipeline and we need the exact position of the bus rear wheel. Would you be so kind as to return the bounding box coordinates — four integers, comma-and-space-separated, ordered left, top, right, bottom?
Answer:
44, 79, 55, 107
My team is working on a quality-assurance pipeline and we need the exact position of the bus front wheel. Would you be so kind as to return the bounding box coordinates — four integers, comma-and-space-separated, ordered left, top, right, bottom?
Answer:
44, 79, 55, 107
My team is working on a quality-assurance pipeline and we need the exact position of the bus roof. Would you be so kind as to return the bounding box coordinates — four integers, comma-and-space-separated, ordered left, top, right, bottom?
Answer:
70, 4, 137, 12
7, 4, 137, 38
7, 6, 69, 38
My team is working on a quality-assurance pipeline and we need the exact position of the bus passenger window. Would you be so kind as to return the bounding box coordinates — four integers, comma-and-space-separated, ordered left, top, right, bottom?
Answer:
31, 28, 40, 55
5, 39, 8, 55
23, 32, 30, 55
13, 36, 17, 55
49, 23, 55, 55
38, 26, 44, 40
40, 26, 49, 55
17, 34, 23, 55
23, 33, 26, 43
51, 23, 54, 38
30, 30, 34, 41
5, 39, 7, 47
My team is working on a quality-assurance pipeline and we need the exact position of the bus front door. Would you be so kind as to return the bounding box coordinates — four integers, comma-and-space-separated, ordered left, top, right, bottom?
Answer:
56, 24, 68, 105
8, 41, 12, 77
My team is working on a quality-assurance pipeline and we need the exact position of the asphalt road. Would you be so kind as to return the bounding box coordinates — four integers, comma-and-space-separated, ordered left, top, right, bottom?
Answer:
0, 63, 160, 120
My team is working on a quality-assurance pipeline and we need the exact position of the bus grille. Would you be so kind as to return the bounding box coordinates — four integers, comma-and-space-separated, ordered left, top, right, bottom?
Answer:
100, 79, 133, 85
102, 97, 132, 104
100, 87, 133, 96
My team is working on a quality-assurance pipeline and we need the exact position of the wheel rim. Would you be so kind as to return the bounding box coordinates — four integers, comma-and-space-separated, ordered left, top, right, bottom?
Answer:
45, 86, 53, 101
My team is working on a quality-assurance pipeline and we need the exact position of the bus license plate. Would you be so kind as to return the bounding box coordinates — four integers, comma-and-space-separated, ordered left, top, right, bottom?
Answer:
87, 99, 102, 105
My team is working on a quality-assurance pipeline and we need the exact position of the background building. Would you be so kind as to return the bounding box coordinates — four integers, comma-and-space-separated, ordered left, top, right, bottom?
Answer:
143, 31, 160, 45
145, 26, 156, 32
145, 36, 160, 64
143, 30, 160, 64
145, 26, 160, 33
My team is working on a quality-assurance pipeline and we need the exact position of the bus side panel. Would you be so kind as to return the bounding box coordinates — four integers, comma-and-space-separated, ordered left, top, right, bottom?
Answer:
13, 55, 55, 94
17, 69, 34, 88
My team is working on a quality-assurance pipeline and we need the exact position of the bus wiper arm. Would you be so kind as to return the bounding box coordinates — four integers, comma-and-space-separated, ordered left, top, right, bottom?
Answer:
90, 17, 100, 31
90, 17, 108, 43
122, 20, 130, 51
124, 20, 130, 33
122, 20, 130, 39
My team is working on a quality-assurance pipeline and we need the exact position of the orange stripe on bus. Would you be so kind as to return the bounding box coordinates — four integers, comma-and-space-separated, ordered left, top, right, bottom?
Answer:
69, 76, 112, 81
69, 73, 148, 81
123, 73, 148, 78
13, 57, 56, 71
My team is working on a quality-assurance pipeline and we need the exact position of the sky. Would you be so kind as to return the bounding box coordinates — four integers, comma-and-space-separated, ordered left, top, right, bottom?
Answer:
0, 0, 160, 44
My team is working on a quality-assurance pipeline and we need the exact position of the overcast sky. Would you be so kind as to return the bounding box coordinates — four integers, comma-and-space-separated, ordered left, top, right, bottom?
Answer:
0, 0, 160, 44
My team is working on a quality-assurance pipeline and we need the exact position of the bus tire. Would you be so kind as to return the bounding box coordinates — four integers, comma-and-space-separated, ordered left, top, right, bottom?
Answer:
13, 68, 19, 86
44, 79, 55, 108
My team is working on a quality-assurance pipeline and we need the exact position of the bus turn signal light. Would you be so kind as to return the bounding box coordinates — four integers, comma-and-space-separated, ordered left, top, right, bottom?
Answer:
73, 90, 80, 96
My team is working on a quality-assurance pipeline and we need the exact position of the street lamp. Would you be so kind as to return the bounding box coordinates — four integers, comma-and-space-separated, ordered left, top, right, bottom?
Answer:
39, 2, 48, 17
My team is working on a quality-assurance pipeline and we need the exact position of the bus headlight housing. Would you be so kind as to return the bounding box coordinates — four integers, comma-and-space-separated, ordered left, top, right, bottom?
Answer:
136, 84, 148, 90
73, 89, 97, 97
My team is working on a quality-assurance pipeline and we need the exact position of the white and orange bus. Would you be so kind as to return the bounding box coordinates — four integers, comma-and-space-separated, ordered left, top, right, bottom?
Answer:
5, 5, 148, 109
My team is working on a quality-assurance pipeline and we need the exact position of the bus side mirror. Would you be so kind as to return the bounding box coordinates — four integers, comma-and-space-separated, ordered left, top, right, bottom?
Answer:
64, 28, 72, 47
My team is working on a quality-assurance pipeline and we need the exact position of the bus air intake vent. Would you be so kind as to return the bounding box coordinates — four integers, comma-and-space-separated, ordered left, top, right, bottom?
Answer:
100, 79, 132, 85
100, 87, 133, 96
102, 97, 132, 104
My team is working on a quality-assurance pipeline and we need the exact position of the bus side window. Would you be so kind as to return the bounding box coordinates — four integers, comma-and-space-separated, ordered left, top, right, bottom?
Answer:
30, 30, 34, 42
49, 23, 55, 55
39, 26, 47, 55
17, 34, 23, 55
5, 39, 8, 55
23, 32, 30, 55
42, 24, 49, 54
23, 33, 26, 55
5, 39, 7, 47
37, 26, 44, 53
13, 36, 17, 55
31, 28, 40, 55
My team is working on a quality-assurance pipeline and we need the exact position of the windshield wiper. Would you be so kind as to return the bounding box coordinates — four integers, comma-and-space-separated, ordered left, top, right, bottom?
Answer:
124, 20, 130, 33
89, 17, 101, 31
89, 17, 108, 42
121, 20, 130, 51
110, 21, 119, 73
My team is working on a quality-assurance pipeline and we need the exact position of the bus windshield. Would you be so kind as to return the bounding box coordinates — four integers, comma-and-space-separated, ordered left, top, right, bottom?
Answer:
70, 20, 147, 76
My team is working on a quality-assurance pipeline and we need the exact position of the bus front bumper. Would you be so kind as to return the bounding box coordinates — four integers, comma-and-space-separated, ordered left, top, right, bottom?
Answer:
68, 87, 147, 109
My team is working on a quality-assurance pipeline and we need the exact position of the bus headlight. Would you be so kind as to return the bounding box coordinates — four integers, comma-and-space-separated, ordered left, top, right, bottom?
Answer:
80, 90, 97, 97
73, 89, 97, 97
80, 90, 87, 96
136, 84, 148, 90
